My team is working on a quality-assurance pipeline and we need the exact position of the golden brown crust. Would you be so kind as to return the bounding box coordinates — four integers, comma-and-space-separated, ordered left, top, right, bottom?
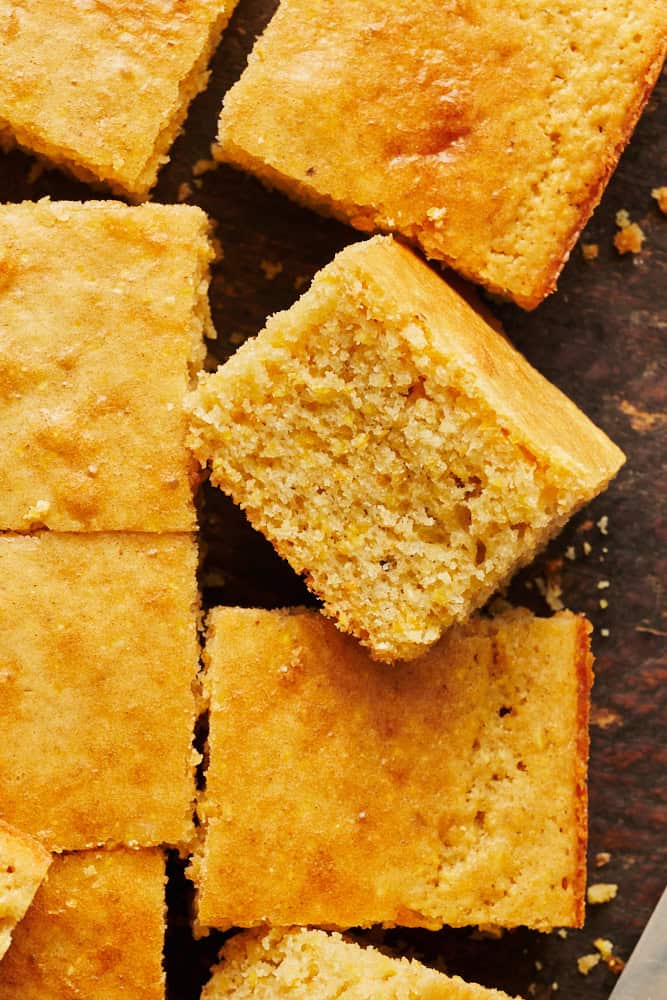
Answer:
217, 0, 666, 308
0, 1, 238, 198
194, 606, 592, 931
573, 617, 595, 928
0, 849, 166, 999
0, 199, 214, 532
0, 533, 200, 852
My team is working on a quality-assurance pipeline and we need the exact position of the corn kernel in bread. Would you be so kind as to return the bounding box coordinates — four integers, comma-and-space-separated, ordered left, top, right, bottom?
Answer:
0, 1, 238, 199
192, 606, 592, 931
0, 821, 50, 961
0, 200, 214, 532
0, 849, 165, 999
216, 0, 666, 308
187, 237, 624, 662
0, 533, 200, 852
203, 928, 521, 999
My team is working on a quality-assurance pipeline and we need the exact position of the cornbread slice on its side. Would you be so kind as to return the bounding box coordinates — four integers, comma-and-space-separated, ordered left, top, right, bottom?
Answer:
0, 533, 200, 852
0, 200, 214, 532
0, 1, 238, 200
0, 821, 50, 961
203, 928, 522, 999
192, 606, 592, 931
216, 0, 666, 308
187, 237, 624, 662
0, 849, 166, 999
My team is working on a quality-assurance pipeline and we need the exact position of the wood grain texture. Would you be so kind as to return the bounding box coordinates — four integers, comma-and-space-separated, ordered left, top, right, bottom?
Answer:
0, 2, 664, 998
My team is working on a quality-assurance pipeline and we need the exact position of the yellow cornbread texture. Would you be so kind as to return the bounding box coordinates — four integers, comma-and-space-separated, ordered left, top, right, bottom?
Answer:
216, 0, 666, 308
0, 199, 214, 532
187, 237, 625, 662
0, 0, 238, 199
203, 928, 521, 999
0, 820, 50, 961
192, 606, 592, 931
0, 533, 200, 852
0, 849, 166, 999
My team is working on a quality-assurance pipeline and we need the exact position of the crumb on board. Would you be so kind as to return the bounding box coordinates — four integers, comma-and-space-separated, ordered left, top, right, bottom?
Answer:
597, 515, 609, 535
565, 545, 576, 561
581, 242, 599, 261
590, 705, 621, 729
600, 627, 610, 637
599, 598, 608, 609
614, 209, 646, 254
577, 953, 601, 976
557, 929, 568, 939
471, 924, 505, 940
260, 259, 284, 281
651, 186, 667, 214
594, 938, 625, 975
192, 158, 218, 177
597, 580, 610, 590
177, 181, 193, 202
587, 883, 618, 905
595, 851, 612, 868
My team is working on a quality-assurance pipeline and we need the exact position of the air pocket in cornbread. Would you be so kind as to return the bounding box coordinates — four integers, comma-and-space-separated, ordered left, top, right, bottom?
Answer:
203, 927, 522, 1000
0, 533, 200, 852
0, 849, 166, 999
187, 237, 624, 662
0, 200, 214, 532
0, 821, 50, 961
216, 0, 666, 308
0, 0, 238, 199
192, 606, 592, 931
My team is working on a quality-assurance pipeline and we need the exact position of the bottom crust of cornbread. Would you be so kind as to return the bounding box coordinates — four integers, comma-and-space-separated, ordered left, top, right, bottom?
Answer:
193, 606, 592, 931
203, 928, 521, 999
0, 849, 166, 999
0, 821, 51, 961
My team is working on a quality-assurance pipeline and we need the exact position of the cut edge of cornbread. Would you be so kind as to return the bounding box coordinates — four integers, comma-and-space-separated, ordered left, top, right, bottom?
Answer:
202, 927, 523, 999
0, 7, 235, 201
0, 820, 51, 961
192, 605, 592, 931
187, 236, 624, 661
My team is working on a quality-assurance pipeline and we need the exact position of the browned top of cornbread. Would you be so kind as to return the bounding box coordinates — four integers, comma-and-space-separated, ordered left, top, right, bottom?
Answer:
0, 532, 200, 852
217, 0, 666, 307
0, 199, 214, 532
0, 820, 51, 961
0, 1, 237, 198
204, 928, 522, 999
0, 849, 166, 999
193, 606, 592, 931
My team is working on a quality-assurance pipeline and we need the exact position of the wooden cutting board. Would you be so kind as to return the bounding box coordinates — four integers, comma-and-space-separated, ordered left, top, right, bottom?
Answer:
0, 2, 664, 998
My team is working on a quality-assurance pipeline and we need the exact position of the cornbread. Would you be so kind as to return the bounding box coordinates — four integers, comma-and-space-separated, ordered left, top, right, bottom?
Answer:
0, 849, 166, 998
187, 237, 624, 661
0, 200, 214, 532
203, 928, 521, 999
0, 533, 200, 852
216, 0, 666, 308
0, 821, 50, 960
0, 1, 238, 199
192, 606, 592, 930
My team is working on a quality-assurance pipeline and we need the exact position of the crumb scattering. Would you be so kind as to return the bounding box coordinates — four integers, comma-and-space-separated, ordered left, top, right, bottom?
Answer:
595, 851, 612, 868
581, 243, 599, 261
577, 953, 601, 975
587, 882, 618, 904
614, 210, 646, 254
651, 186, 667, 214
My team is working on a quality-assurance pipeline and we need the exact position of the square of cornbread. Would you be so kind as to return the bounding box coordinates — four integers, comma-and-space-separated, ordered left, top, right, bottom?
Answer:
0, 849, 166, 999
217, 0, 666, 308
204, 928, 520, 1000
192, 605, 593, 931
0, 1, 238, 199
0, 820, 51, 960
0, 199, 214, 532
187, 237, 624, 662
0, 533, 200, 852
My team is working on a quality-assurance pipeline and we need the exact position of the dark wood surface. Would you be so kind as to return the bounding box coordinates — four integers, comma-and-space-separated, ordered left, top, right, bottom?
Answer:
1, 2, 664, 998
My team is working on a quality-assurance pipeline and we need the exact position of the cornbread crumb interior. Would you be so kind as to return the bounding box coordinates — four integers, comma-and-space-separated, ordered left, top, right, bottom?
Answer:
0, 820, 50, 961
188, 237, 624, 660
192, 606, 592, 931
203, 927, 520, 999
